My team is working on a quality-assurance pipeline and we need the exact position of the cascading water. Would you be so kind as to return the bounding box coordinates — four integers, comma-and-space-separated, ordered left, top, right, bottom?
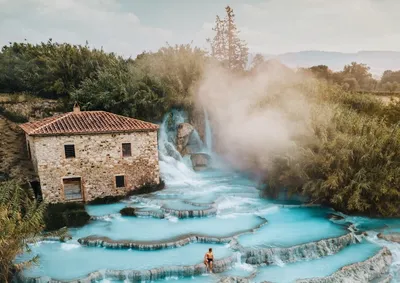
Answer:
204, 108, 213, 154
16, 109, 400, 283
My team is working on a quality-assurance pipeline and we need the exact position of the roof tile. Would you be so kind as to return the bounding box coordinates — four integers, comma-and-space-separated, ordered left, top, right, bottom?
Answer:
20, 111, 159, 136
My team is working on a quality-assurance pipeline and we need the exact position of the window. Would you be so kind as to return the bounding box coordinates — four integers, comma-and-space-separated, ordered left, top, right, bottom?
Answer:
122, 143, 131, 157
64, 144, 75, 158
115, 175, 125, 188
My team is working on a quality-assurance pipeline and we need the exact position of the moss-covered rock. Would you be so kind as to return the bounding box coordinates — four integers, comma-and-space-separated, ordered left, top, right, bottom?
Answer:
44, 202, 90, 231
120, 207, 136, 216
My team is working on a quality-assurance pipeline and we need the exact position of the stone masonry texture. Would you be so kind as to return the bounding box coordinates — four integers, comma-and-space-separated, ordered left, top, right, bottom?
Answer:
26, 131, 159, 203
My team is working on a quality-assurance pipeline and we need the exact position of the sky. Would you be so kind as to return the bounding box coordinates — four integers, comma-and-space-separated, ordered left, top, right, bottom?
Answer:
0, 0, 399, 58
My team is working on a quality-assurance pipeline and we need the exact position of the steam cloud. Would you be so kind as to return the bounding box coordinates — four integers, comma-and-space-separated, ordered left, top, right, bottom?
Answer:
196, 61, 329, 175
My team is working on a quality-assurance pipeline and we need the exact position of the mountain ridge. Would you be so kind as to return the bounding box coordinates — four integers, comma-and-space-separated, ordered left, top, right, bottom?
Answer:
250, 51, 400, 77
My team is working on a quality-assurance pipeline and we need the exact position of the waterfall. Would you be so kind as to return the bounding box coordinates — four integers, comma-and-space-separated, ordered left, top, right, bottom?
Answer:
157, 110, 200, 186
204, 108, 213, 153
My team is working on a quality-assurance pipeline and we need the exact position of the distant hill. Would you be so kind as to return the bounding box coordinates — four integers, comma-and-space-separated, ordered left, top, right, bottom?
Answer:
249, 51, 400, 78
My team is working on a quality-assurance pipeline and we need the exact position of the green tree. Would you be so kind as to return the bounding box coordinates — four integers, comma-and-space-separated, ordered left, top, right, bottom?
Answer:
208, 6, 248, 71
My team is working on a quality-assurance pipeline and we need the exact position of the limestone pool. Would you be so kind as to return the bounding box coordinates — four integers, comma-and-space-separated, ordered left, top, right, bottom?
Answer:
18, 111, 400, 282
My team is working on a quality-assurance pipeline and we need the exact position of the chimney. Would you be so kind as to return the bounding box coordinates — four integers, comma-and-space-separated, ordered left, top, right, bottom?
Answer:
73, 102, 81, 113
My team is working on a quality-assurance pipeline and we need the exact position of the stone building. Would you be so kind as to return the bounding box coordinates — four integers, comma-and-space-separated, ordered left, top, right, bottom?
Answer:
20, 104, 160, 203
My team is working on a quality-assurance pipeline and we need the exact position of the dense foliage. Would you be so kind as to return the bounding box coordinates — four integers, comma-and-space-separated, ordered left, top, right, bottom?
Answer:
0, 181, 46, 282
0, 40, 120, 99
265, 83, 400, 217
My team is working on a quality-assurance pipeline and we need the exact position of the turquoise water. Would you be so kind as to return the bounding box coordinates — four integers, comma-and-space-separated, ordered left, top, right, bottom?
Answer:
237, 206, 347, 247
21, 242, 232, 280
19, 111, 400, 282
70, 214, 265, 241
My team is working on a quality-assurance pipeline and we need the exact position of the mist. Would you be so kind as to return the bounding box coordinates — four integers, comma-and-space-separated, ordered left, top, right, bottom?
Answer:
196, 61, 330, 175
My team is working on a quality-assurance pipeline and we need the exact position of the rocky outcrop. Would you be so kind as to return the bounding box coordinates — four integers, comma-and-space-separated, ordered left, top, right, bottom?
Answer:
377, 232, 400, 243
244, 233, 355, 265
176, 123, 194, 155
191, 153, 211, 171
296, 247, 392, 283
119, 207, 136, 216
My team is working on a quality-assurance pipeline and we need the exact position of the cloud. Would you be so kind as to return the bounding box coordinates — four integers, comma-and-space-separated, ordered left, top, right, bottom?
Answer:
0, 0, 173, 57
0, 0, 399, 56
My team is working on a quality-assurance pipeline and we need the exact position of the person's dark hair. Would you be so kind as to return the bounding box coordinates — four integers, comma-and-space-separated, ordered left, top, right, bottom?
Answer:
209, 248, 212, 252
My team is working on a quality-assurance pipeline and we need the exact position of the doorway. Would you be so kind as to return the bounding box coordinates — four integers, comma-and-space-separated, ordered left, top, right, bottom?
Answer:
63, 177, 83, 201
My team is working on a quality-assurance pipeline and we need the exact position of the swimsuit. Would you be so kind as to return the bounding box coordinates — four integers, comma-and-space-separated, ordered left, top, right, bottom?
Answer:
207, 254, 213, 263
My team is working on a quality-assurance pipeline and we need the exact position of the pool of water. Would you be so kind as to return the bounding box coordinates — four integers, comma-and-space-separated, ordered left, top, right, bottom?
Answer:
238, 206, 348, 248
70, 213, 265, 241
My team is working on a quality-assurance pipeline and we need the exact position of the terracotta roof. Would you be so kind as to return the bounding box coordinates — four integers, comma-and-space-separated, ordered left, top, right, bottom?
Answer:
20, 111, 159, 136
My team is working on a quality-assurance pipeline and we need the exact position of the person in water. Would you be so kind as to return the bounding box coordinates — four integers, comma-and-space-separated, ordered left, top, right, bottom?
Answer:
204, 248, 214, 273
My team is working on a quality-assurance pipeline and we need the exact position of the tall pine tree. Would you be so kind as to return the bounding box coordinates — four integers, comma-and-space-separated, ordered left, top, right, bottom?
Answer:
208, 6, 248, 71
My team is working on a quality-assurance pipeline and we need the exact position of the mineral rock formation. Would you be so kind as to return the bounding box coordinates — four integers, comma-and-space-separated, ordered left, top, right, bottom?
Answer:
296, 247, 392, 283
377, 232, 400, 243
191, 153, 211, 171
176, 123, 194, 155
244, 233, 355, 265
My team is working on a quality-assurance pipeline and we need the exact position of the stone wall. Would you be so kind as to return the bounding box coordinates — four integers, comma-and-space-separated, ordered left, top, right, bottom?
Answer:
29, 131, 159, 203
